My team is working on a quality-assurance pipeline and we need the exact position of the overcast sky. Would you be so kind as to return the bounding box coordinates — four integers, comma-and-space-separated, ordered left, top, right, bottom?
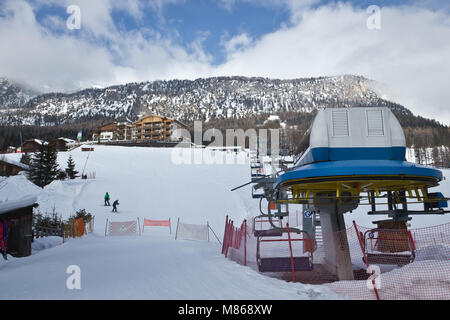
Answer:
0, 0, 449, 124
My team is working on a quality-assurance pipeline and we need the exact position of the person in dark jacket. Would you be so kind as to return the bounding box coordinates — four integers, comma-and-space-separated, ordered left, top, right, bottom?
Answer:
104, 192, 111, 206
112, 200, 119, 213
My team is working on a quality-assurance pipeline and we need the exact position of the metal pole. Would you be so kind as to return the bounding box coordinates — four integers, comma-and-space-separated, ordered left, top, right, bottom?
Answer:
244, 219, 247, 266
175, 217, 180, 240
353, 220, 380, 300
286, 223, 296, 283
105, 218, 108, 237
221, 216, 228, 254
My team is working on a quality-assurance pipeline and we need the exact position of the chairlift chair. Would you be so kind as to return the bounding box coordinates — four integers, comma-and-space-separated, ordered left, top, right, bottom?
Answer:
252, 215, 283, 237
256, 228, 314, 272
363, 228, 416, 266
251, 186, 265, 199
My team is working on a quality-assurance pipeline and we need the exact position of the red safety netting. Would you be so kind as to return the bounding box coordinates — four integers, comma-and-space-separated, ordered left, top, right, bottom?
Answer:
105, 219, 140, 236
142, 218, 171, 234
222, 215, 450, 300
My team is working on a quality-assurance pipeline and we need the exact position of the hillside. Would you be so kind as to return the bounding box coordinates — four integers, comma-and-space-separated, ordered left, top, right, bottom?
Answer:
0, 76, 449, 162
0, 75, 410, 125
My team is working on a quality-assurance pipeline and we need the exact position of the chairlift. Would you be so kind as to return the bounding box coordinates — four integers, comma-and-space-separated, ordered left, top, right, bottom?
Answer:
251, 166, 265, 177
252, 186, 265, 199
256, 226, 314, 273
363, 228, 416, 266
252, 215, 283, 237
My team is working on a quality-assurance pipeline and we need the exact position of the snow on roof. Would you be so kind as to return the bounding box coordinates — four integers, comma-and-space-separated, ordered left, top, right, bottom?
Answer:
34, 139, 48, 145
0, 174, 42, 203
25, 138, 48, 145
0, 195, 38, 215
0, 156, 29, 170
267, 115, 280, 121
57, 137, 76, 143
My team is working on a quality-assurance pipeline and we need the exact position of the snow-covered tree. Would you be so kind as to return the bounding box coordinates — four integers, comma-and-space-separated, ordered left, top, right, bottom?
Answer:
29, 145, 59, 187
65, 155, 79, 179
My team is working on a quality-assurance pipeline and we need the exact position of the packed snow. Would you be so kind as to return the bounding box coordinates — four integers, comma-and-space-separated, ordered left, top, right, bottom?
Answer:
1, 145, 449, 299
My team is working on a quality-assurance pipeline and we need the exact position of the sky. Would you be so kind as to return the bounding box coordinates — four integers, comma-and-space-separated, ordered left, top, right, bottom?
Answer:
0, 0, 449, 124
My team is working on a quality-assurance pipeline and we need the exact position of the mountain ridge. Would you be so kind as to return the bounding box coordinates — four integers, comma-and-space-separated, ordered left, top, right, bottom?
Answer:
0, 75, 413, 125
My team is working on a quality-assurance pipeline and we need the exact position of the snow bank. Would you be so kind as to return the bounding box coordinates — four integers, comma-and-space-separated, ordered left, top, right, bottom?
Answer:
415, 244, 450, 261
32, 236, 62, 254
0, 174, 42, 202
326, 260, 450, 300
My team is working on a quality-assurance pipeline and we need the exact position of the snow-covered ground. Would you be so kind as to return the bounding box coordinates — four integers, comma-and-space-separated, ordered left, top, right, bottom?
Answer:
1, 146, 449, 299
0, 146, 342, 299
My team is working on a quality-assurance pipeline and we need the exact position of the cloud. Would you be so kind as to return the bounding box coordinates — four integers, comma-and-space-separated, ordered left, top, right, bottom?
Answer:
221, 33, 253, 55
0, 0, 449, 125
215, 2, 450, 125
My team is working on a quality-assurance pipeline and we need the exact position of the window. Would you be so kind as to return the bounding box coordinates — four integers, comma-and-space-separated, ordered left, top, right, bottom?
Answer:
367, 110, 384, 136
332, 109, 349, 136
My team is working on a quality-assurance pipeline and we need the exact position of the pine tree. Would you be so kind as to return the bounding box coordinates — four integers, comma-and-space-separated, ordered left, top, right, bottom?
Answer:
20, 153, 31, 166
65, 155, 79, 179
29, 145, 60, 187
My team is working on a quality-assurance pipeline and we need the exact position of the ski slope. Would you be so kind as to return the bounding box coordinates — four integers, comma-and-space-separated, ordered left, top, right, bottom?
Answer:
1, 145, 449, 299
0, 146, 343, 299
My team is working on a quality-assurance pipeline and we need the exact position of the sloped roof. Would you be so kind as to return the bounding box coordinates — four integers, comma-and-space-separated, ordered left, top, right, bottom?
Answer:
24, 138, 48, 145
56, 137, 76, 144
0, 157, 30, 170
0, 195, 38, 215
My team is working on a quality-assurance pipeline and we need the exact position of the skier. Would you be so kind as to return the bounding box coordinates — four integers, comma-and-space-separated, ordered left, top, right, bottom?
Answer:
112, 200, 119, 213
104, 192, 111, 206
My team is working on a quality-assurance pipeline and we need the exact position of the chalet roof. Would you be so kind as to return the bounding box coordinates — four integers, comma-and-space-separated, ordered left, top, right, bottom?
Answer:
0, 157, 30, 170
55, 137, 76, 144
0, 195, 38, 215
24, 138, 48, 145
172, 119, 188, 128
134, 114, 187, 127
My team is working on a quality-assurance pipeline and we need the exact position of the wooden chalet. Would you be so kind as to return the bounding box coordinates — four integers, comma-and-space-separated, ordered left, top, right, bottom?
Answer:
93, 114, 187, 143
6, 146, 17, 153
21, 139, 48, 153
133, 114, 187, 142
0, 196, 37, 258
93, 122, 133, 142
0, 158, 29, 177
49, 137, 76, 151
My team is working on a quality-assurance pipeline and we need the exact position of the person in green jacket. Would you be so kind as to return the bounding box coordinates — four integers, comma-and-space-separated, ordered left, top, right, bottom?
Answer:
104, 192, 111, 206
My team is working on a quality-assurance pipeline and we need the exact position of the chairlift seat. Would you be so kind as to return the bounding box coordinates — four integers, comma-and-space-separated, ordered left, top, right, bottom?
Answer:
366, 253, 413, 266
252, 193, 265, 199
254, 229, 283, 237
251, 173, 266, 177
258, 257, 313, 272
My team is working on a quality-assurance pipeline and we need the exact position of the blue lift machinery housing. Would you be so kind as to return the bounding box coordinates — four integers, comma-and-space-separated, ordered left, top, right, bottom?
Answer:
234, 107, 449, 281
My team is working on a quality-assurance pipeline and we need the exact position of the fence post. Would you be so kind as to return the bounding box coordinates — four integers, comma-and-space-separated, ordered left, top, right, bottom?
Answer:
137, 217, 141, 236
175, 217, 180, 240
207, 221, 210, 242
286, 223, 296, 283
222, 216, 228, 254
225, 220, 233, 258
244, 219, 247, 266
353, 220, 380, 300
105, 218, 109, 237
